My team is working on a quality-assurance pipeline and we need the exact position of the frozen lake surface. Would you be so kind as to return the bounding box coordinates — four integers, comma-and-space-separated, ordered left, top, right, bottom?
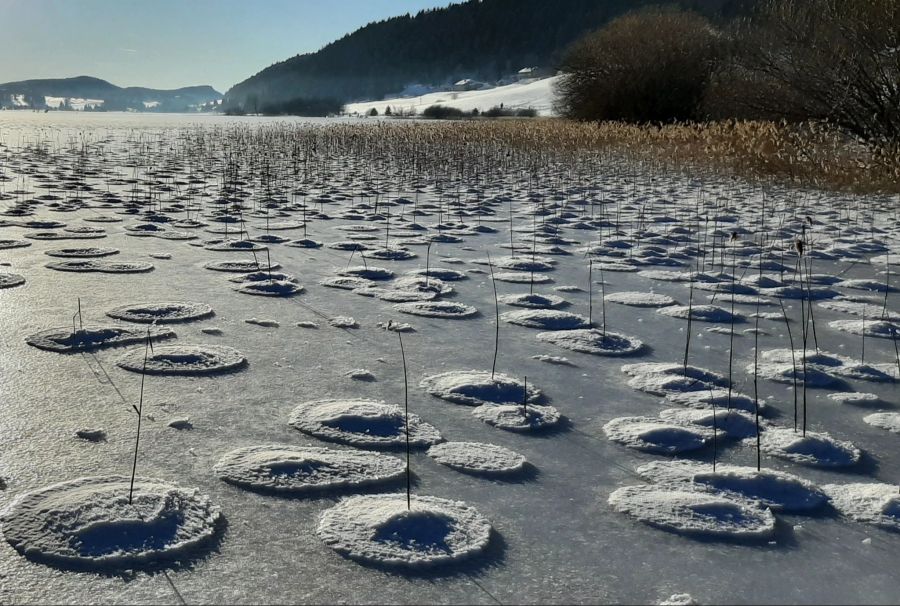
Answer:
0, 112, 898, 604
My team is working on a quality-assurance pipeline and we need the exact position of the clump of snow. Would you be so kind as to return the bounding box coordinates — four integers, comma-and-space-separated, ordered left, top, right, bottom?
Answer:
622, 362, 729, 396
501, 309, 589, 330
827, 392, 882, 406
316, 493, 493, 569
338, 266, 394, 281
498, 293, 568, 309
427, 442, 527, 476
829, 319, 899, 339
75, 428, 106, 442
821, 483, 900, 530
117, 344, 247, 376
531, 354, 575, 366
659, 594, 699, 606
658, 408, 759, 439
603, 416, 719, 454
296, 321, 319, 329
215, 445, 405, 494
608, 484, 775, 539
755, 427, 861, 468
664, 389, 761, 413
288, 399, 442, 448
658, 305, 745, 323
537, 329, 644, 356
605, 292, 677, 307
378, 321, 415, 333
234, 279, 303, 297
863, 412, 900, 433
0, 476, 221, 568
244, 318, 280, 328
394, 301, 478, 319
329, 316, 358, 328
106, 301, 214, 324
420, 370, 541, 406
472, 403, 561, 432
26, 325, 175, 353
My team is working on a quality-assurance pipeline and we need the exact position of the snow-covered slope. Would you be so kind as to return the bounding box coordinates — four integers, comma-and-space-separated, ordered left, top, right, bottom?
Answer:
345, 76, 560, 117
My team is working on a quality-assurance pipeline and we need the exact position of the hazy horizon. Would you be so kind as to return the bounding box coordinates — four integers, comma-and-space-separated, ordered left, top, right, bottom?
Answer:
0, 0, 448, 93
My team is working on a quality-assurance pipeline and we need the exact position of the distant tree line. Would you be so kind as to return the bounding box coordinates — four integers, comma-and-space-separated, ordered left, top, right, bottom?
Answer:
556, 0, 899, 143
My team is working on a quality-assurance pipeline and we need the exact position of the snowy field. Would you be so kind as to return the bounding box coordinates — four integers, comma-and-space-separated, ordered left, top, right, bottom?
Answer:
0, 112, 899, 605
345, 77, 559, 117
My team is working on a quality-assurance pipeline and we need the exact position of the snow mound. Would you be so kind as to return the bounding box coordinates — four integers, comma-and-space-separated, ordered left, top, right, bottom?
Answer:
234, 279, 303, 297
0, 239, 31, 250
338, 266, 394, 281
658, 408, 759, 439
317, 493, 493, 569
320, 276, 375, 290
498, 293, 568, 309
205, 239, 266, 252
117, 344, 247, 376
537, 329, 644, 356
420, 370, 541, 406
472, 403, 561, 432
863, 412, 900, 433
821, 483, 900, 530
660, 594, 699, 606
502, 309, 589, 330
492, 272, 553, 284
203, 260, 280, 272
329, 316, 358, 328
394, 301, 478, 319
603, 417, 718, 454
829, 319, 899, 339
214, 445, 405, 494
658, 305, 744, 323
605, 292, 677, 307
0, 272, 26, 289
26, 326, 175, 353
354, 286, 437, 303
45, 260, 153, 273
407, 268, 467, 281
608, 484, 775, 539
45, 247, 119, 258
362, 247, 417, 260
754, 349, 893, 385
755, 428, 861, 468
532, 354, 574, 366
819, 300, 900, 321
228, 271, 297, 284
427, 442, 527, 476
664, 389, 761, 413
635, 461, 828, 512
622, 363, 729, 396
0, 476, 221, 568
288, 399, 442, 448
346, 369, 375, 381
827, 392, 882, 406
244, 318, 280, 328
106, 301, 213, 324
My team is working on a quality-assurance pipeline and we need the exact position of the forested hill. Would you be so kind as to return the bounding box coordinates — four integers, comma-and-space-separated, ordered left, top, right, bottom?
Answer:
224, 0, 755, 112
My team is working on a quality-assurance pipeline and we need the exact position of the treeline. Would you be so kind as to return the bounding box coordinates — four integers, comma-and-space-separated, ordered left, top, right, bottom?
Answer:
224, 0, 756, 112
556, 0, 899, 143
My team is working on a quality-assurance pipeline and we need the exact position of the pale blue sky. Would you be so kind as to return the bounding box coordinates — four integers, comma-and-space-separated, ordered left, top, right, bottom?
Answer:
0, 0, 448, 93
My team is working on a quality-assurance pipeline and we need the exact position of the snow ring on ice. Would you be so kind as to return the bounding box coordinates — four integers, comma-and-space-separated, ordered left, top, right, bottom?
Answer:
622, 362, 729, 396
106, 301, 214, 324
603, 416, 718, 454
214, 445, 405, 494
321, 276, 375, 290
26, 326, 175, 353
827, 392, 882, 406
501, 309, 589, 330
492, 272, 553, 284
362, 247, 417, 260
635, 461, 828, 512
471, 403, 561, 432
863, 412, 900, 433
234, 279, 303, 297
0, 476, 221, 568
427, 442, 527, 476
605, 292, 677, 307
45, 247, 119, 258
203, 260, 280, 272
338, 266, 394, 281
420, 370, 541, 406
0, 272, 26, 289
0, 239, 31, 250
289, 399, 442, 448
498, 293, 568, 309
394, 301, 478, 319
317, 493, 492, 569
204, 239, 267, 252
658, 305, 745, 323
755, 428, 861, 468
821, 483, 900, 530
117, 344, 247, 375
45, 260, 154, 273
829, 319, 899, 339
658, 408, 759, 439
608, 484, 775, 539
537, 329, 644, 356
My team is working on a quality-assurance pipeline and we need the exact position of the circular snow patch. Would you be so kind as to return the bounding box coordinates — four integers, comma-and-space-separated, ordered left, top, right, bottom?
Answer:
0, 272, 26, 289
234, 279, 303, 297
608, 484, 775, 539
501, 309, 589, 330
45, 247, 119, 258
26, 326, 175, 353
0, 476, 221, 568
471, 403, 561, 432
289, 399, 442, 449
635, 461, 828, 512
362, 247, 417, 260
537, 329, 644, 356
658, 305, 744, 323
622, 362, 729, 396
491, 272, 553, 284
205, 240, 267, 252
420, 370, 541, 406
394, 301, 478, 319
427, 442, 527, 476
317, 494, 492, 569
228, 271, 297, 285
320, 276, 375, 290
827, 392, 882, 406
408, 268, 467, 281
658, 408, 759, 439
46, 260, 154, 273
214, 445, 405, 494
338, 266, 394, 281
821, 483, 900, 530
0, 239, 31, 250
756, 427, 861, 468
498, 293, 567, 309
605, 292, 677, 307
107, 301, 213, 324
603, 416, 718, 454
829, 319, 899, 339
204, 260, 281, 273
117, 344, 246, 375
355, 286, 437, 303
863, 412, 900, 433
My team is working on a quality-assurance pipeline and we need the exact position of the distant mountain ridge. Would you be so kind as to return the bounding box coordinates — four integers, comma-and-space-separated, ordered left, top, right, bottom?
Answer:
225, 0, 756, 112
0, 76, 221, 112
